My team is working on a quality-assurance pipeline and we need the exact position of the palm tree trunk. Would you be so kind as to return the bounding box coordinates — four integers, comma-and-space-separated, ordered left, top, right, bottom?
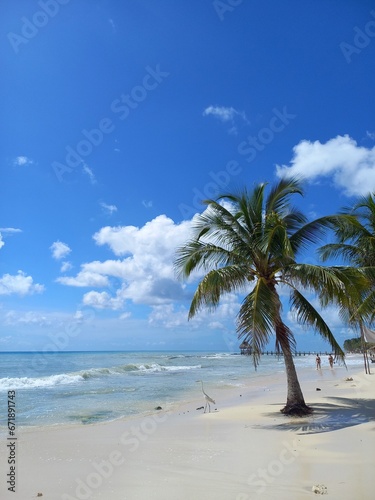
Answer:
275, 319, 312, 416
280, 343, 312, 416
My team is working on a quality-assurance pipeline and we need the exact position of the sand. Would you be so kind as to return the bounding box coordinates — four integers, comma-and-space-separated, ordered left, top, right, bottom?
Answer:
1, 362, 374, 500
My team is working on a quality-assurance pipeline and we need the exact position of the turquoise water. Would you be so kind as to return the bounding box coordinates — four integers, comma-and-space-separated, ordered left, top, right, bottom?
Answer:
0, 351, 363, 427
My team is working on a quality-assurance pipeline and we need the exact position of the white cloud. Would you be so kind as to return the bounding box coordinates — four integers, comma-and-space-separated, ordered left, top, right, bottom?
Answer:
142, 200, 153, 208
13, 156, 33, 166
0, 228, 22, 234
203, 105, 249, 135
148, 293, 240, 330
82, 163, 96, 184
0, 228, 22, 250
203, 105, 247, 123
119, 312, 131, 320
276, 135, 375, 197
101, 202, 117, 215
93, 214, 191, 257
60, 261, 72, 273
366, 131, 375, 141
50, 241, 71, 260
108, 18, 117, 33
57, 271, 109, 288
60, 215, 194, 307
0, 271, 44, 296
5, 310, 50, 326
55, 211, 248, 319
82, 290, 123, 310
148, 304, 189, 328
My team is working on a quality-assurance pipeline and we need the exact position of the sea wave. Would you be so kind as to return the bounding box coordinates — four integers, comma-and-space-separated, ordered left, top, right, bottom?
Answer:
0, 373, 84, 391
0, 362, 203, 391
80, 363, 201, 378
201, 353, 234, 359
138, 363, 202, 373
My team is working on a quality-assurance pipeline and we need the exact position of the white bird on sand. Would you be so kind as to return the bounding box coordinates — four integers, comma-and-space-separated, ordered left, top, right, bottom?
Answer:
198, 380, 215, 413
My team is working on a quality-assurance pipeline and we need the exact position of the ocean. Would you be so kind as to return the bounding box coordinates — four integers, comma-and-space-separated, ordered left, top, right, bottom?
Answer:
0, 351, 364, 429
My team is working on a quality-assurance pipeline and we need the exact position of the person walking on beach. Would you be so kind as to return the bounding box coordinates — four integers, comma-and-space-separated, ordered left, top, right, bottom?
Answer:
328, 354, 334, 368
316, 355, 321, 370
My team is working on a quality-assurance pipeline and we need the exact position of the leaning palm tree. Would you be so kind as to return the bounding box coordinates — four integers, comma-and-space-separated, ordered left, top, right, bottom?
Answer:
175, 178, 363, 416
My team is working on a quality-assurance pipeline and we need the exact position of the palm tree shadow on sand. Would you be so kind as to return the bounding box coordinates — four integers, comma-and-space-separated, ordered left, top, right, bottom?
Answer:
252, 397, 375, 434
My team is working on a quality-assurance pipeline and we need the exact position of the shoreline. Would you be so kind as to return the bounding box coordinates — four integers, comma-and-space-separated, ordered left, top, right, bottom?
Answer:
0, 352, 363, 432
1, 362, 373, 499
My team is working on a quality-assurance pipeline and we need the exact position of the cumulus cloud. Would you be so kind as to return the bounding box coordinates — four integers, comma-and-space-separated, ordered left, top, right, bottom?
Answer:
57, 271, 109, 288
13, 156, 33, 166
101, 202, 117, 215
50, 241, 71, 260
0, 271, 44, 296
93, 215, 191, 257
148, 304, 189, 328
59, 215, 194, 308
148, 293, 240, 330
82, 290, 123, 310
276, 135, 375, 197
0, 228, 22, 250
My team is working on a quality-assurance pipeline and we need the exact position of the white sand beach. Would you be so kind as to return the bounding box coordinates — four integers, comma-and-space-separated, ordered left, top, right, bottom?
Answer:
2, 364, 374, 500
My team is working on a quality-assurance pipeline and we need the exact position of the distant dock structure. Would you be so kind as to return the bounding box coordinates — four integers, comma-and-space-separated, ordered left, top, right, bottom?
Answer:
239, 341, 252, 355
239, 343, 328, 357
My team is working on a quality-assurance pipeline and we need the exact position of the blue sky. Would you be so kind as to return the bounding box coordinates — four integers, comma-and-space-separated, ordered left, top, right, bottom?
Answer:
1, 0, 375, 353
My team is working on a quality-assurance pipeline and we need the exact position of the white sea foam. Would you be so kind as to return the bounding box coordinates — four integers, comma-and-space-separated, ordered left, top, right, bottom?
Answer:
138, 363, 201, 373
201, 353, 233, 359
79, 363, 202, 378
0, 373, 84, 391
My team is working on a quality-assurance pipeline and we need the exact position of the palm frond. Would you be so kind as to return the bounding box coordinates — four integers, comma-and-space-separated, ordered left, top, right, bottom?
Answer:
318, 243, 361, 263
265, 177, 303, 215
289, 289, 345, 360
285, 264, 365, 307
174, 240, 236, 279
188, 266, 248, 318
289, 216, 335, 254
237, 279, 277, 367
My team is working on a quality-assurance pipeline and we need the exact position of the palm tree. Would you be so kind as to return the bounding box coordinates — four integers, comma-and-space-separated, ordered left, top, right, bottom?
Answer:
319, 193, 375, 296
319, 193, 375, 372
175, 178, 362, 416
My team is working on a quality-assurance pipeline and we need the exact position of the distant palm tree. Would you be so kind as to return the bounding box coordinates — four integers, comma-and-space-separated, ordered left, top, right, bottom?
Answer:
175, 178, 362, 416
319, 193, 375, 317
319, 193, 375, 371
